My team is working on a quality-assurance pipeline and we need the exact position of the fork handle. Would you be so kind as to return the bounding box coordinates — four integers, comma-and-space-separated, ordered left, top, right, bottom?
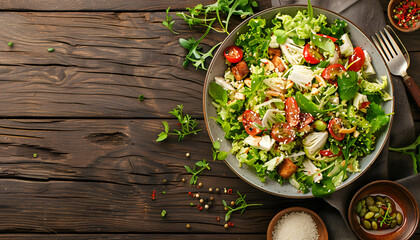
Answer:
403, 75, 420, 109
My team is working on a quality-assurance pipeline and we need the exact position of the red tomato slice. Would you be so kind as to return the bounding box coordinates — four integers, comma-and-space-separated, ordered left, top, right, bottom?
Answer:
317, 34, 338, 42
224, 46, 243, 64
347, 47, 365, 72
321, 63, 346, 82
242, 110, 262, 136
319, 149, 343, 157
360, 101, 371, 110
303, 43, 324, 64
285, 97, 300, 127
297, 112, 314, 131
271, 122, 296, 144
328, 118, 345, 141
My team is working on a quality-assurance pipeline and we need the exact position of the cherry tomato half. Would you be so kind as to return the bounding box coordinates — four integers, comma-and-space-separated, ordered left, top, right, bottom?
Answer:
319, 149, 342, 157
242, 110, 262, 136
321, 63, 346, 82
328, 118, 345, 141
224, 46, 243, 64
285, 97, 300, 127
347, 47, 365, 72
303, 43, 324, 64
271, 122, 296, 144
316, 34, 338, 42
298, 112, 314, 130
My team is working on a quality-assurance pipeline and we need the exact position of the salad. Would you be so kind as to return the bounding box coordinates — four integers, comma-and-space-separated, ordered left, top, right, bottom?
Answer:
208, 4, 392, 197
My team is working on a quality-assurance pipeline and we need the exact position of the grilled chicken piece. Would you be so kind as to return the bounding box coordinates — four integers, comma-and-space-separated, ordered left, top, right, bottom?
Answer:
277, 158, 298, 179
271, 55, 286, 72
231, 61, 249, 81
268, 47, 282, 58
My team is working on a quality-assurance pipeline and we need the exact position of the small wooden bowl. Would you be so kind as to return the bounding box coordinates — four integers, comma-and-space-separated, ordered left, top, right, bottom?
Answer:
388, 0, 420, 32
348, 180, 419, 240
267, 207, 328, 240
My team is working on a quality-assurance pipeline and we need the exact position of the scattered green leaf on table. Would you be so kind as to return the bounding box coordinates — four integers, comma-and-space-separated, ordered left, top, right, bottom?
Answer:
162, 7, 179, 34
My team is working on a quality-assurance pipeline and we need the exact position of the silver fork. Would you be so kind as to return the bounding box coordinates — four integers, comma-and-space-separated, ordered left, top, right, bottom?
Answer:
371, 25, 420, 108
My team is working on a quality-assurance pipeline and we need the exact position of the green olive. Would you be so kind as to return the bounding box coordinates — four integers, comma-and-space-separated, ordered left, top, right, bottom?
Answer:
390, 212, 397, 219
366, 196, 374, 206
368, 206, 380, 213
380, 208, 385, 216
313, 120, 327, 131
391, 219, 397, 228
363, 220, 372, 229
365, 212, 374, 219
356, 201, 362, 213
372, 221, 378, 230
397, 212, 403, 225
374, 212, 381, 219
359, 208, 367, 218
388, 205, 393, 214
384, 197, 392, 204
375, 196, 385, 202
361, 199, 366, 207
375, 201, 384, 207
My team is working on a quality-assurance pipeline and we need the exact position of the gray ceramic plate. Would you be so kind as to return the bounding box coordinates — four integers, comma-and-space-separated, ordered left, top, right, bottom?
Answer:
203, 6, 394, 198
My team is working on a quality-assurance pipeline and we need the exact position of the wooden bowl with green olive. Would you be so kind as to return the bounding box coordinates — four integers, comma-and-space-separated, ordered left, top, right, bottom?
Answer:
348, 180, 419, 240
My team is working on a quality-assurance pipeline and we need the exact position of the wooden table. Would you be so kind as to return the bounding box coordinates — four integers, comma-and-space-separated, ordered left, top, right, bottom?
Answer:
0, 0, 417, 239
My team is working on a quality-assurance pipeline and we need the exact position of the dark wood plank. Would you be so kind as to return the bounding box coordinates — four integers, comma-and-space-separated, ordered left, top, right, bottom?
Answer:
0, 118, 324, 233
0, 0, 271, 12
0, 234, 268, 239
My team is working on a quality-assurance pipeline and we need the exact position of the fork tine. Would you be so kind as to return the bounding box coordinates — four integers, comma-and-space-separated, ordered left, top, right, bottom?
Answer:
379, 30, 397, 57
371, 35, 387, 61
375, 32, 391, 61
383, 27, 404, 57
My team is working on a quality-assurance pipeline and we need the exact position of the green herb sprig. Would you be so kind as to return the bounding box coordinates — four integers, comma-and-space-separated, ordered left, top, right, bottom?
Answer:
184, 159, 210, 185
156, 105, 202, 142
222, 191, 262, 221
162, 7, 179, 34
389, 134, 420, 174
212, 141, 228, 161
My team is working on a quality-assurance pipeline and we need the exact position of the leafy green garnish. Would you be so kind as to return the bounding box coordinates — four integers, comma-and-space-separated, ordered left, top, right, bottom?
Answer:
184, 159, 210, 185
162, 7, 179, 34
310, 32, 335, 55
222, 191, 262, 221
366, 102, 390, 133
156, 105, 202, 141
320, 19, 347, 40
212, 140, 229, 161
337, 71, 358, 100
389, 134, 420, 174
209, 82, 228, 104
295, 92, 339, 116
312, 177, 336, 197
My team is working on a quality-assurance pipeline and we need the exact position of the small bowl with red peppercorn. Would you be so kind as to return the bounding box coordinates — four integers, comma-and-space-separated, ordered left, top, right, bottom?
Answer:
348, 180, 419, 240
388, 0, 420, 32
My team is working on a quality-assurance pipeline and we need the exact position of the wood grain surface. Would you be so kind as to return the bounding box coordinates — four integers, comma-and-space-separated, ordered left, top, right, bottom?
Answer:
0, 0, 417, 239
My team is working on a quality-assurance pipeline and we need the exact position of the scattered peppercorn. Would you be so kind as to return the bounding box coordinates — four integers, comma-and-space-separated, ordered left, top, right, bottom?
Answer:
198, 182, 203, 187
209, 187, 213, 192
190, 203, 194, 206
48, 48, 55, 52
224, 188, 227, 193
227, 189, 233, 194
162, 179, 167, 184
210, 196, 214, 201
186, 224, 191, 229
230, 201, 235, 206
216, 216, 220, 221
161, 209, 167, 218
138, 94, 144, 101
199, 198, 204, 203
195, 193, 200, 198
198, 206, 203, 211
151, 190, 156, 200
224, 206, 228, 211
186, 152, 190, 157
215, 188, 220, 193
162, 191, 166, 194
224, 223, 229, 229
204, 204, 209, 209
33, 153, 38, 158
228, 222, 234, 227
182, 178, 186, 182
8, 42, 13, 47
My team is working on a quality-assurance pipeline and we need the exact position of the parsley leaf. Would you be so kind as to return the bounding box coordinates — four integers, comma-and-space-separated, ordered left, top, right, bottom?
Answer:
337, 71, 358, 100
366, 102, 390, 133
162, 7, 179, 34
156, 105, 202, 141
310, 32, 335, 55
